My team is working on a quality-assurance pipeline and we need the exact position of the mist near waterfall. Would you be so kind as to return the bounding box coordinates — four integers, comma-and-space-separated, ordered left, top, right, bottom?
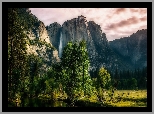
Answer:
58, 32, 62, 58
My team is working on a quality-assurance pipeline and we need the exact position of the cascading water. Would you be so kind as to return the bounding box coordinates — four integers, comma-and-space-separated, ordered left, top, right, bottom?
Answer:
58, 32, 62, 58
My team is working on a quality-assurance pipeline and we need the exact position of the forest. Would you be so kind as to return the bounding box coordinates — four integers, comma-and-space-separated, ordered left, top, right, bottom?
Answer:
8, 8, 147, 107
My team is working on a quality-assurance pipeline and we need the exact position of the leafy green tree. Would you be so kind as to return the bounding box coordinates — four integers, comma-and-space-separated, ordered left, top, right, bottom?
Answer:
45, 63, 64, 99
27, 54, 44, 98
97, 67, 111, 90
60, 40, 93, 104
94, 67, 112, 104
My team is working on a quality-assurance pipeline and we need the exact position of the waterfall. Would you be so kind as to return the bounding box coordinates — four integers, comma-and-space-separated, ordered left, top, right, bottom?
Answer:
59, 32, 62, 58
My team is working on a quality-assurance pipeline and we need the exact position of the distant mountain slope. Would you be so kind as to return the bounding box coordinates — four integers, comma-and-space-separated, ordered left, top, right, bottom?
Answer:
109, 29, 147, 69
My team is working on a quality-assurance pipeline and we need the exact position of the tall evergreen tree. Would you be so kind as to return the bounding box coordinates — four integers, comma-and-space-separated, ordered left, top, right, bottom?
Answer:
8, 8, 29, 100
8, 8, 40, 104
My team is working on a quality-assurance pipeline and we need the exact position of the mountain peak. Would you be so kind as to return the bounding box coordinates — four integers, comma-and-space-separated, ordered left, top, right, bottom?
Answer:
78, 15, 86, 19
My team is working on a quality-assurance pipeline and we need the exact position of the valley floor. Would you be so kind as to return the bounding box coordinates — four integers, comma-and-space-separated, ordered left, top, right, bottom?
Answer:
8, 90, 147, 107
105, 90, 147, 107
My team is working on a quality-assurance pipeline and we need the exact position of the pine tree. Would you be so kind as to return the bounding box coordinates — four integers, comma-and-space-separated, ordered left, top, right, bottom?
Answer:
8, 8, 40, 103
8, 8, 29, 100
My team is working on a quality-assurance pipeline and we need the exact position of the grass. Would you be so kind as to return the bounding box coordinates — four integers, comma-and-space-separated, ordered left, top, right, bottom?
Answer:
51, 89, 147, 107
77, 90, 147, 107
9, 90, 147, 107
106, 90, 147, 107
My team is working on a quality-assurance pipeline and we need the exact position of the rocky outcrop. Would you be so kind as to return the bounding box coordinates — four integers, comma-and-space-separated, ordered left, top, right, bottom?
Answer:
29, 21, 51, 43
46, 15, 132, 71
61, 16, 99, 70
109, 29, 147, 69
46, 22, 61, 50
26, 20, 60, 72
37, 21, 51, 43
61, 16, 90, 46
87, 21, 132, 71
46, 15, 146, 71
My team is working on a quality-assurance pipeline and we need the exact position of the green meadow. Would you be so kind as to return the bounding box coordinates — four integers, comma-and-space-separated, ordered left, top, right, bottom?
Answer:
105, 90, 147, 107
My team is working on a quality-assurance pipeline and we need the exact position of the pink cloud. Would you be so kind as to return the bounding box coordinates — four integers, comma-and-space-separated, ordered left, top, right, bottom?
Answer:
29, 8, 147, 41
140, 16, 147, 22
114, 8, 127, 14
105, 16, 139, 30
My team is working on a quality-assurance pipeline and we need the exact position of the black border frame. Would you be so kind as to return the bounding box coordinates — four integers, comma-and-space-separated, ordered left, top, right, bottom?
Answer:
3, 2, 152, 112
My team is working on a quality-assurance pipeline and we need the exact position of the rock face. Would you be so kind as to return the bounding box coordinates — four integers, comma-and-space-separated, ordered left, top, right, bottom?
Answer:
87, 21, 132, 71
26, 20, 60, 72
47, 15, 134, 71
46, 22, 61, 51
29, 21, 51, 43
61, 16, 99, 70
109, 29, 147, 69
61, 16, 90, 47
37, 21, 51, 43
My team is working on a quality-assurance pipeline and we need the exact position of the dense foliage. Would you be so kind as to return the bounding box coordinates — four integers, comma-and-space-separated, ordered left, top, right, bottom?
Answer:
8, 8, 147, 107
110, 67, 147, 90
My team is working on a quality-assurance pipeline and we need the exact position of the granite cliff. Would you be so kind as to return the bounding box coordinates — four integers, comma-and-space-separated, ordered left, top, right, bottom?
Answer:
21, 13, 147, 73
47, 15, 139, 71
26, 20, 60, 72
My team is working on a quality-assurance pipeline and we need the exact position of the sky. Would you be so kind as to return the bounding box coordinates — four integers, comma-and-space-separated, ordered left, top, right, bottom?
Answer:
29, 8, 147, 41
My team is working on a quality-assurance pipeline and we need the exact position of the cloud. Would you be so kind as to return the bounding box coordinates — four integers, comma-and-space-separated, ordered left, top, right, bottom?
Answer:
130, 8, 139, 12
139, 25, 147, 29
114, 8, 126, 14
29, 8, 147, 41
140, 16, 147, 22
140, 8, 147, 14
104, 16, 139, 30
